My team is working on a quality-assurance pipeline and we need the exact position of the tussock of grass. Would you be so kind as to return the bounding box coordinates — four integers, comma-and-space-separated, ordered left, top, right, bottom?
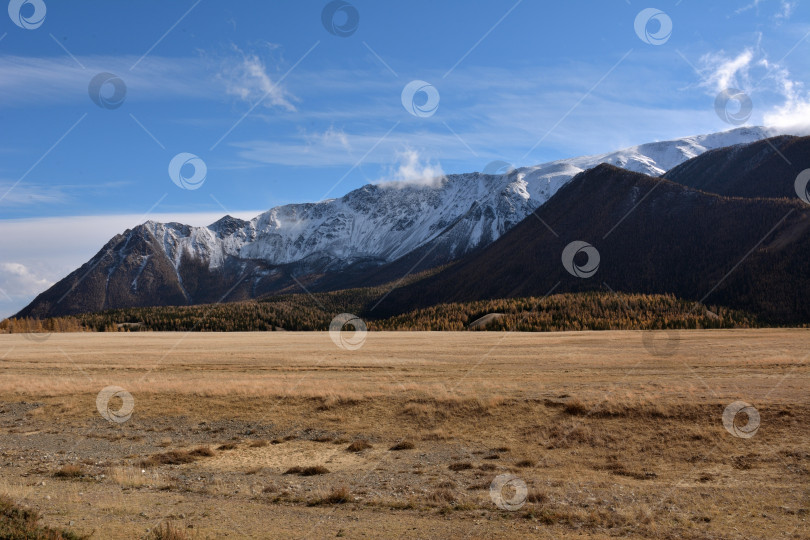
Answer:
448, 462, 472, 471
527, 489, 548, 504
283, 465, 329, 476
146, 521, 197, 540
53, 464, 84, 478
308, 486, 350, 506
346, 440, 372, 452
427, 488, 457, 504
389, 441, 415, 451
249, 440, 268, 448
216, 442, 238, 451
141, 447, 215, 467
0, 495, 88, 539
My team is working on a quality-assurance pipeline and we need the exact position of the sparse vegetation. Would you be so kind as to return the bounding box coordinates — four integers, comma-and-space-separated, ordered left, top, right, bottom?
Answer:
0, 330, 805, 538
284, 466, 329, 476
141, 447, 215, 467
0, 495, 88, 539
53, 464, 84, 478
308, 486, 350, 506
346, 440, 372, 452
146, 522, 196, 540
389, 441, 415, 451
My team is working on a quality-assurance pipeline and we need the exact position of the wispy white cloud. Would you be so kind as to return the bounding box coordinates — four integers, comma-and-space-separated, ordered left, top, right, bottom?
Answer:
0, 262, 52, 298
0, 47, 298, 109
375, 149, 446, 188
697, 48, 757, 94
776, 1, 797, 20
0, 55, 211, 106
695, 41, 810, 132
0, 180, 133, 207
216, 43, 297, 112
734, 0, 796, 20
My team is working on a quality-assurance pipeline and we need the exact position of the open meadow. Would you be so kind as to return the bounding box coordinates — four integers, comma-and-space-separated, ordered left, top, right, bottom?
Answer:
0, 330, 807, 539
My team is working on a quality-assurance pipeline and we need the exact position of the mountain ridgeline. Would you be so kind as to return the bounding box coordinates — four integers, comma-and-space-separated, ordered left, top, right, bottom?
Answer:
374, 136, 810, 323
14, 128, 810, 326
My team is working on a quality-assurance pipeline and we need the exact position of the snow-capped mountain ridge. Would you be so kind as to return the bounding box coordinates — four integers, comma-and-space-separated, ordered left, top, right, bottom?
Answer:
142, 127, 770, 275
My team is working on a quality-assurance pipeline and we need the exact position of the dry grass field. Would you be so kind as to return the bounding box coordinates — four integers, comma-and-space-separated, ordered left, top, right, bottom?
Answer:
0, 330, 807, 539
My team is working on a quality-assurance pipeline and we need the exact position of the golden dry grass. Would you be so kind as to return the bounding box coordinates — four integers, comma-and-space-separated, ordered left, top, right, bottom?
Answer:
0, 330, 807, 539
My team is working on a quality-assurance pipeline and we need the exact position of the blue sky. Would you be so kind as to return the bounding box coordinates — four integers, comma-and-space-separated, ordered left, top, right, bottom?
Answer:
1, 0, 809, 317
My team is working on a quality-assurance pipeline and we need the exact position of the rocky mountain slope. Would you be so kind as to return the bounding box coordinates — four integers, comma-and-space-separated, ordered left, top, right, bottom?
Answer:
373, 136, 810, 323
17, 127, 773, 318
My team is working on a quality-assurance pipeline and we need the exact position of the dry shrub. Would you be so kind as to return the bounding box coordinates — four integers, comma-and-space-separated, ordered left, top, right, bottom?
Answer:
147, 521, 196, 540
284, 466, 329, 476
0, 495, 88, 539
448, 462, 472, 471
216, 442, 238, 451
157, 438, 172, 448
479, 463, 496, 471
389, 441, 415, 451
527, 489, 547, 504
141, 446, 215, 467
563, 398, 590, 415
249, 440, 268, 448
308, 486, 350, 505
189, 446, 215, 457
313, 435, 333, 443
53, 464, 83, 478
515, 459, 535, 468
428, 488, 457, 505
346, 440, 372, 452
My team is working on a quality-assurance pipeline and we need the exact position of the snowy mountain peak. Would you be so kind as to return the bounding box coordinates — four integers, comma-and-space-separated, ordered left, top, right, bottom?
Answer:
128, 127, 775, 276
